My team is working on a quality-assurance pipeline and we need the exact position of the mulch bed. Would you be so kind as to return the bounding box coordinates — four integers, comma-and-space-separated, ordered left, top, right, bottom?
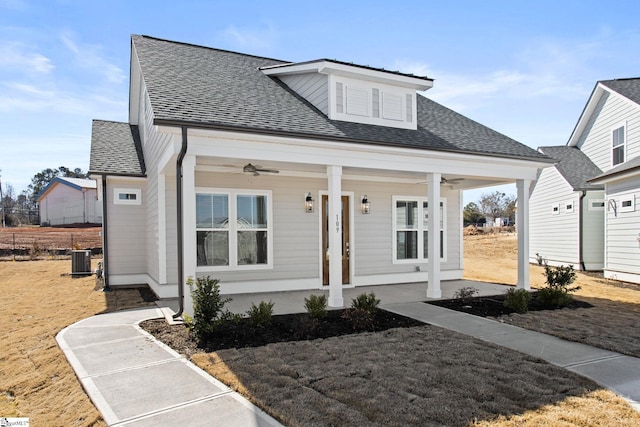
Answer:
427, 293, 593, 317
142, 309, 423, 355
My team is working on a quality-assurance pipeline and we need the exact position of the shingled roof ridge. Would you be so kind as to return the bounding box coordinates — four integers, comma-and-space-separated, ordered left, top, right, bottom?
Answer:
134, 34, 290, 64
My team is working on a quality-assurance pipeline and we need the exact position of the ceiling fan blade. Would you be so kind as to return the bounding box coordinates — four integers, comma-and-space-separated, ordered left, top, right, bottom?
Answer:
256, 168, 279, 174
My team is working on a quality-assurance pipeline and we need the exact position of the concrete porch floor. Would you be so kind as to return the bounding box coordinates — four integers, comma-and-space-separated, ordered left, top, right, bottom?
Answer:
158, 280, 512, 316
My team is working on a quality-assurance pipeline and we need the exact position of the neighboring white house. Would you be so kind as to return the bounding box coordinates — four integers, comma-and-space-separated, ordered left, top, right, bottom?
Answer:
89, 35, 552, 316
529, 146, 605, 270
531, 78, 640, 284
37, 177, 102, 226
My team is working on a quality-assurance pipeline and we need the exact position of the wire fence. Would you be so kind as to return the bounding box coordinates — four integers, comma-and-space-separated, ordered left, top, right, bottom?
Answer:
0, 229, 102, 258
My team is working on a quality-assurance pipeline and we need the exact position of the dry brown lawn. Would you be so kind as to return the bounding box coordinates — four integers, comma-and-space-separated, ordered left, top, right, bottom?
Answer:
0, 259, 154, 425
187, 234, 640, 426
2, 234, 639, 426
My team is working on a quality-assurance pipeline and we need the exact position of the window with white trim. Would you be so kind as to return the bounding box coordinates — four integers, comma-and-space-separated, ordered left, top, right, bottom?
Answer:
564, 201, 574, 213
589, 199, 605, 211
612, 125, 625, 166
620, 195, 635, 213
551, 203, 560, 215
196, 189, 272, 269
393, 197, 446, 262
114, 188, 141, 205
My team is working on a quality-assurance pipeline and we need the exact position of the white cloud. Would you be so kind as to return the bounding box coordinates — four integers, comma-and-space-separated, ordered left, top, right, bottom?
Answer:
60, 32, 126, 84
0, 41, 54, 73
220, 22, 278, 50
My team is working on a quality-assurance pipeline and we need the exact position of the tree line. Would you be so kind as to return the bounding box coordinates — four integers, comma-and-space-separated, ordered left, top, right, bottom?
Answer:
464, 191, 516, 226
0, 167, 87, 227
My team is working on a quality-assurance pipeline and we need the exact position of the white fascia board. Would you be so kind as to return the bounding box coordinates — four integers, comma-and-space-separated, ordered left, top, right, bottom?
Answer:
129, 43, 141, 126
186, 128, 549, 180
589, 168, 640, 185
261, 60, 433, 91
567, 84, 606, 147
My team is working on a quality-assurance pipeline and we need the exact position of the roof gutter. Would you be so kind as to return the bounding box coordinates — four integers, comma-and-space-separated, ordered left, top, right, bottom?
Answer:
578, 190, 587, 272
101, 175, 111, 291
153, 118, 555, 165
173, 126, 188, 319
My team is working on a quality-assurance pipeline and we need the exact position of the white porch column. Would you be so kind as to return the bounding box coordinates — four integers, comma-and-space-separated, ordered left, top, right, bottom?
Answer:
327, 165, 344, 307
516, 179, 531, 290
427, 172, 442, 298
182, 154, 197, 316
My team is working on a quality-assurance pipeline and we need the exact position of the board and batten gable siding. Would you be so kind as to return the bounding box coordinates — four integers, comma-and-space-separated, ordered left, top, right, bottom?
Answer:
106, 180, 147, 276
576, 91, 640, 172
581, 190, 605, 270
279, 73, 329, 115
604, 177, 640, 280
529, 166, 580, 266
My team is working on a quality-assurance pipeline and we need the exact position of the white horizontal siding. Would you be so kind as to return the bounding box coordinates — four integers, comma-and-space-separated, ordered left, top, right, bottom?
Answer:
605, 189, 640, 275
577, 91, 640, 172
186, 172, 461, 289
107, 180, 147, 275
581, 191, 605, 269
529, 167, 579, 265
279, 73, 329, 115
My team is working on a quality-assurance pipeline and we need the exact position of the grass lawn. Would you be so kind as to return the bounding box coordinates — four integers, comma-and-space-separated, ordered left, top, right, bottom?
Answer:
1, 234, 639, 425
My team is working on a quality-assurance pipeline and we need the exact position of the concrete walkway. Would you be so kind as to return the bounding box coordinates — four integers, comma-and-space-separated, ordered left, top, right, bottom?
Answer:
57, 283, 640, 425
384, 301, 640, 411
56, 307, 282, 427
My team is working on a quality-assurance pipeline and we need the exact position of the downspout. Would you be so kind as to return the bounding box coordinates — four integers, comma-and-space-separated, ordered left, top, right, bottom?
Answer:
173, 126, 188, 319
101, 175, 111, 291
578, 190, 587, 272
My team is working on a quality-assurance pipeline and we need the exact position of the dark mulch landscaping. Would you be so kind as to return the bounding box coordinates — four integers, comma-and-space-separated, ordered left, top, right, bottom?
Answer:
142, 309, 423, 355
427, 293, 594, 317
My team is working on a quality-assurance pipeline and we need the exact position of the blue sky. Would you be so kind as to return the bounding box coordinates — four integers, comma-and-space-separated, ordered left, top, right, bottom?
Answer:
2, 0, 640, 205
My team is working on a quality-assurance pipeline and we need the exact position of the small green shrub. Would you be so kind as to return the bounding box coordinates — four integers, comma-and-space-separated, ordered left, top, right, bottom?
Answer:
453, 286, 479, 302
343, 292, 380, 331
246, 300, 275, 327
187, 276, 234, 342
350, 292, 380, 314
304, 294, 328, 319
503, 288, 531, 314
342, 308, 375, 331
538, 264, 580, 308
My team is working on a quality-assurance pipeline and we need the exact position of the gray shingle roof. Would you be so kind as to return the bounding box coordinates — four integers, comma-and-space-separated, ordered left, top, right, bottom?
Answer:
90, 120, 145, 176
538, 146, 603, 191
600, 78, 640, 105
131, 35, 549, 162
589, 154, 640, 182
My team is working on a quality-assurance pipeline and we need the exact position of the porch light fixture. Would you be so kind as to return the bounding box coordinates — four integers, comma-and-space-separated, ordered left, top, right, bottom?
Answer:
305, 192, 314, 213
361, 195, 370, 214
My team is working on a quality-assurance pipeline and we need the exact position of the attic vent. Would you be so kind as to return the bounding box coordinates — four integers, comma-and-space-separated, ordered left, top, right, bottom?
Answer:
372, 88, 380, 118
336, 82, 344, 113
382, 92, 402, 121
406, 94, 413, 123
346, 87, 369, 116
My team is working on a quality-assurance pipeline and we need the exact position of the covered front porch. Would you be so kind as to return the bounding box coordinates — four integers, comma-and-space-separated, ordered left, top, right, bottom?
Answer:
220, 279, 512, 315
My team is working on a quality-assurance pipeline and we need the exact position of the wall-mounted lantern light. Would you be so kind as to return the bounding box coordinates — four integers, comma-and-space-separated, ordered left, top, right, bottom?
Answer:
361, 195, 370, 214
305, 192, 314, 213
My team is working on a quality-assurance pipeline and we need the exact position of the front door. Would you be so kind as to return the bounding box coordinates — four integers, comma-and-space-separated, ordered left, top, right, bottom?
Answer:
322, 195, 350, 285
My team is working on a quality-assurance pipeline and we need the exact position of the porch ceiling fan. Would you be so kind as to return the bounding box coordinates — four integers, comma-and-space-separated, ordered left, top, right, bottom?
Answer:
441, 176, 464, 185
243, 163, 280, 176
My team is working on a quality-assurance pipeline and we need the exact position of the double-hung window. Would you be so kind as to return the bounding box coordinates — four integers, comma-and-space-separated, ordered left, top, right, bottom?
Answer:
393, 196, 446, 262
196, 189, 272, 270
612, 125, 625, 166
